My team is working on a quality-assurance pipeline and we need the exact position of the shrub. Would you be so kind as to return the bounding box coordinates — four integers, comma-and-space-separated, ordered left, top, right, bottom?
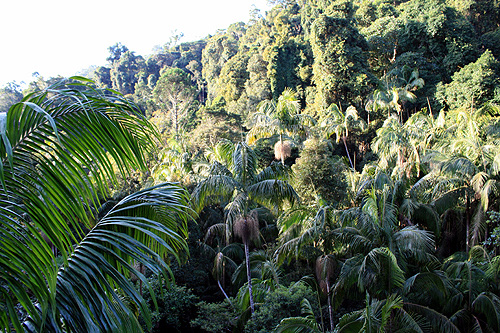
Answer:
140, 279, 199, 332
190, 299, 238, 332
243, 283, 318, 333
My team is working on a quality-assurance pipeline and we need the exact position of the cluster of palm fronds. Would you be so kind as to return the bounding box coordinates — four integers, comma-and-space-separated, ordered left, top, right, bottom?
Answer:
0, 78, 192, 332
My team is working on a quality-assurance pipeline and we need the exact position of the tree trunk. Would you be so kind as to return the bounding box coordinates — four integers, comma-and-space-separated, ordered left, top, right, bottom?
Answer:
466, 193, 471, 252
327, 283, 334, 332
170, 99, 179, 137
217, 280, 234, 307
280, 134, 285, 165
244, 241, 255, 314
342, 136, 354, 169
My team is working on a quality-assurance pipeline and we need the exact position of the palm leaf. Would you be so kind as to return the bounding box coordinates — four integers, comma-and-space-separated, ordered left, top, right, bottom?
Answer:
471, 292, 500, 332
335, 310, 364, 332
403, 303, 460, 333
255, 161, 292, 183
275, 316, 321, 333
232, 142, 257, 186
274, 297, 321, 332
191, 174, 239, 212
0, 79, 191, 331
57, 184, 191, 332
403, 271, 450, 305
394, 226, 435, 263
248, 179, 299, 212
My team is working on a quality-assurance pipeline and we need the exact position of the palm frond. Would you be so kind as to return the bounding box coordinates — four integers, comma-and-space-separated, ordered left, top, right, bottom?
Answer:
55, 184, 192, 332
0, 79, 183, 331
275, 298, 322, 333
441, 156, 478, 179
232, 142, 257, 186
255, 161, 293, 183
471, 292, 500, 332
470, 206, 486, 247
247, 179, 299, 212
204, 223, 228, 245
191, 174, 239, 212
360, 247, 405, 295
333, 226, 376, 253
247, 124, 277, 145
225, 191, 249, 233
334, 310, 364, 332
394, 226, 435, 263
403, 303, 460, 333
403, 271, 450, 305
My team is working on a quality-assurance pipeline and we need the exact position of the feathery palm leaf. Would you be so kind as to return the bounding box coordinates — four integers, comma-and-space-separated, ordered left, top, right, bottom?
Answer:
274, 299, 321, 333
0, 79, 192, 331
403, 303, 461, 333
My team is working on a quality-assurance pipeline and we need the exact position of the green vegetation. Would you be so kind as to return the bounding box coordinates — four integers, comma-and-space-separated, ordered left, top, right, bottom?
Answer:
2, 0, 500, 332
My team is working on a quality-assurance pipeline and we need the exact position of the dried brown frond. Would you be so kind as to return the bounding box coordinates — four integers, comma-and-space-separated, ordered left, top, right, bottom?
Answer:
315, 255, 337, 290
234, 211, 260, 243
274, 140, 292, 161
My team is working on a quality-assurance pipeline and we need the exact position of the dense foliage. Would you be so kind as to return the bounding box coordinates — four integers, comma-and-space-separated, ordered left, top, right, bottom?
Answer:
2, 0, 500, 332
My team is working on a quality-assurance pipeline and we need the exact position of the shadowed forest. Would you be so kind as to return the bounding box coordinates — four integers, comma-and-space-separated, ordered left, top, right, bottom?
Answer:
1, 0, 500, 332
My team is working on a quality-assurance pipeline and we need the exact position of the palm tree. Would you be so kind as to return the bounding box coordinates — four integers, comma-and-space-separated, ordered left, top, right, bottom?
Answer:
212, 247, 239, 306
192, 141, 298, 242
247, 88, 314, 164
234, 210, 260, 313
274, 203, 338, 266
367, 66, 425, 123
332, 171, 436, 299
413, 108, 500, 250
320, 104, 367, 169
335, 293, 428, 332
233, 250, 283, 318
191, 141, 298, 313
316, 254, 338, 331
0, 78, 192, 332
372, 110, 445, 180
441, 247, 500, 332
151, 136, 196, 184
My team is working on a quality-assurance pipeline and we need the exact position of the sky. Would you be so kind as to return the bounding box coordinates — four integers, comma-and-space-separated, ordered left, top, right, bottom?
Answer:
0, 0, 272, 88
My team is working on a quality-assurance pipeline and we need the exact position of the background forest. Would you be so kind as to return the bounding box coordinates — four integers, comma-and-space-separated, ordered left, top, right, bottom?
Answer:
2, 0, 500, 332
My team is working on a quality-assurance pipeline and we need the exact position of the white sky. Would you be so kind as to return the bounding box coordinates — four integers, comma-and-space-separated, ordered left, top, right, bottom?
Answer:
0, 0, 272, 87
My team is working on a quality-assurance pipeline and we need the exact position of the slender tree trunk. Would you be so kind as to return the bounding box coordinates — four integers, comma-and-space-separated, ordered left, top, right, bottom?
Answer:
316, 290, 325, 332
327, 283, 334, 332
280, 133, 285, 165
466, 193, 471, 252
217, 280, 234, 307
244, 241, 255, 314
342, 136, 354, 169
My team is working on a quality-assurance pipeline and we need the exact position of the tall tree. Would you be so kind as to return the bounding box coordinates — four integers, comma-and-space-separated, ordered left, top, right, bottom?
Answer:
247, 88, 313, 164
0, 78, 192, 331
107, 42, 129, 63
310, 14, 376, 110
153, 67, 197, 137
234, 210, 260, 313
192, 142, 298, 314
0, 81, 23, 113
320, 104, 367, 169
110, 50, 144, 95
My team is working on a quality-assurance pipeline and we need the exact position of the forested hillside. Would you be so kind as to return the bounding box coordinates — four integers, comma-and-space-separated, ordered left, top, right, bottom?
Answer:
2, 0, 500, 332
